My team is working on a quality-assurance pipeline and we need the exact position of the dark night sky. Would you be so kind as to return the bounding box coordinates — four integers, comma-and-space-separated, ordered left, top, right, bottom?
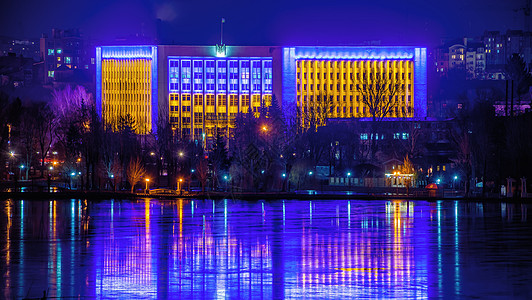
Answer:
0, 0, 526, 46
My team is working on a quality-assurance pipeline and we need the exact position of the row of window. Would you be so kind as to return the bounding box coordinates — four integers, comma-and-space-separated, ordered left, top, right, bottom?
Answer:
297, 72, 412, 80
170, 94, 264, 107
360, 133, 409, 140
301, 106, 412, 115
298, 94, 412, 103
297, 83, 412, 92
297, 60, 411, 68
169, 58, 272, 92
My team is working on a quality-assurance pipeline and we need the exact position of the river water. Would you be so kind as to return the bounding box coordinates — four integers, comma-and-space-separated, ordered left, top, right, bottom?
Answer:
0, 198, 531, 299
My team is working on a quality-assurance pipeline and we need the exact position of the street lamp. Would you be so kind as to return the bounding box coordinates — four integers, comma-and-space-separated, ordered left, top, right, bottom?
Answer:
453, 175, 458, 189
261, 125, 268, 132
179, 151, 184, 157
309, 171, 313, 176
19, 165, 24, 180
347, 172, 351, 189
145, 178, 150, 193
70, 172, 76, 190
177, 178, 183, 194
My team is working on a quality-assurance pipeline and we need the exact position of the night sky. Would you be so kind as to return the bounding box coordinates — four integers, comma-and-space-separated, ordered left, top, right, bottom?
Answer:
0, 0, 526, 45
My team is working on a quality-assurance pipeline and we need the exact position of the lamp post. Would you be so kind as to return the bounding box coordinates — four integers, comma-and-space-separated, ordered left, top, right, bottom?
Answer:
145, 178, 150, 194
70, 172, 76, 190
178, 178, 183, 195
347, 172, 351, 190
20, 165, 24, 181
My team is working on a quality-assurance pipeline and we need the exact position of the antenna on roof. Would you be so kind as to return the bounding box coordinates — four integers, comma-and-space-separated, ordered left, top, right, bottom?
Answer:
216, 18, 227, 57
221, 18, 225, 45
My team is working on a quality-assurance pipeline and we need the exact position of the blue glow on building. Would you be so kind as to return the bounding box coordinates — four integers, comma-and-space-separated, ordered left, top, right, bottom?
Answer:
413, 47, 427, 118
282, 47, 297, 124
96, 47, 102, 118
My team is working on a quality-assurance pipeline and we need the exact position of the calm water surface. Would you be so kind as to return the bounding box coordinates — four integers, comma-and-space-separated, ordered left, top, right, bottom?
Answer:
0, 198, 531, 299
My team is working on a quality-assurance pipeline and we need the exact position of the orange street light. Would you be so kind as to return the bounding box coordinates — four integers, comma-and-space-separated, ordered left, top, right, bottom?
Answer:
261, 125, 268, 132
177, 178, 183, 194
145, 178, 150, 193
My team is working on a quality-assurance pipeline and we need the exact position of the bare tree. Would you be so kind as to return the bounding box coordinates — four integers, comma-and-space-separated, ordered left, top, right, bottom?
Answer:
401, 155, 415, 193
354, 69, 406, 160
35, 104, 55, 177
127, 157, 146, 193
195, 158, 208, 192
298, 92, 336, 132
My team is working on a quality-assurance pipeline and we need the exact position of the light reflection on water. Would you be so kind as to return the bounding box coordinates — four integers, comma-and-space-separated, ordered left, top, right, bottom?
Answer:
0, 199, 531, 299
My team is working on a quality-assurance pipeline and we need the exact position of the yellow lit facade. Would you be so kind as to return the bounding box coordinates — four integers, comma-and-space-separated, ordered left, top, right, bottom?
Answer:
169, 93, 271, 139
296, 59, 414, 127
101, 58, 153, 134
167, 57, 273, 140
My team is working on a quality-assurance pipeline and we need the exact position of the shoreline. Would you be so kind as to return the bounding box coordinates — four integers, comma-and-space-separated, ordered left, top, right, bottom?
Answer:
0, 191, 530, 202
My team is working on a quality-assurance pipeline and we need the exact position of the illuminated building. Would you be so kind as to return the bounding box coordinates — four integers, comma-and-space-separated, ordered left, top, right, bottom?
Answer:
40, 29, 92, 84
95, 45, 427, 138
159, 46, 283, 140
96, 46, 158, 134
282, 46, 427, 127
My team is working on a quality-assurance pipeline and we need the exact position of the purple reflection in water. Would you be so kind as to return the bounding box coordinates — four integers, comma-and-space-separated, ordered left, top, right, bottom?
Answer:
0, 199, 531, 299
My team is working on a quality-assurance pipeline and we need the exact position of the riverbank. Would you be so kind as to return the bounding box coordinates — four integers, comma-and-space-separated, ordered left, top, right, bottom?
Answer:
0, 190, 529, 202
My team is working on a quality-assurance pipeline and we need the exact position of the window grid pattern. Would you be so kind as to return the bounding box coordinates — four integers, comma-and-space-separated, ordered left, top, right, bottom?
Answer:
297, 59, 414, 128
167, 57, 273, 140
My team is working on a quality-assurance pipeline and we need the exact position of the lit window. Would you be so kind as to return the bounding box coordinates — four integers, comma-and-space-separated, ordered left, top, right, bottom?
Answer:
65, 57, 71, 64
47, 49, 54, 55
402, 133, 409, 140
443, 165, 446, 171
360, 133, 368, 140
57, 49, 62, 54
48, 71, 54, 78
57, 57, 61, 62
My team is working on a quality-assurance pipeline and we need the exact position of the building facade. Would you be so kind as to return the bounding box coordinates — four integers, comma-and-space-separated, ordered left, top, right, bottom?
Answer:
96, 45, 427, 138
96, 46, 158, 135
40, 29, 93, 84
282, 47, 427, 125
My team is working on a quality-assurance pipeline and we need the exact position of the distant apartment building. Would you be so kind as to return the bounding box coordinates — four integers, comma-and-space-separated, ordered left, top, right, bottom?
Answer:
39, 29, 94, 84
0, 36, 40, 61
434, 30, 532, 80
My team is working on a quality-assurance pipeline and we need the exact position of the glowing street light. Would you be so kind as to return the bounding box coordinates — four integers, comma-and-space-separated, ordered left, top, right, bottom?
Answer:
177, 178, 183, 194
145, 178, 150, 193
309, 171, 313, 176
282, 173, 286, 178
261, 125, 268, 132
179, 151, 184, 157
